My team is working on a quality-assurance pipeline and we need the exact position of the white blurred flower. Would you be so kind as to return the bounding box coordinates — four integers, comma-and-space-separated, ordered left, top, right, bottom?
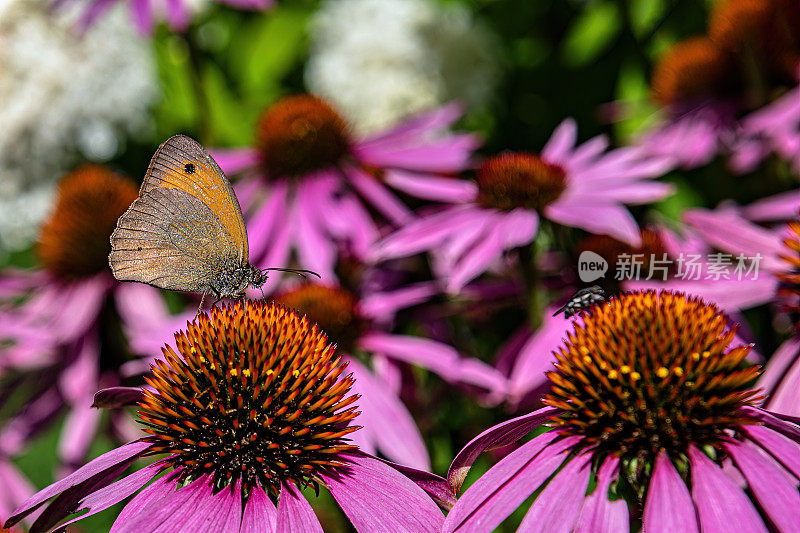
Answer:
0, 0, 158, 252
305, 0, 499, 135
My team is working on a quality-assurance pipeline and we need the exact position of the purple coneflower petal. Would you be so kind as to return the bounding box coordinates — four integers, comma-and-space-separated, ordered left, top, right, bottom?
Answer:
359, 103, 464, 148
359, 333, 506, 393
740, 190, 800, 222
58, 401, 102, 468
443, 434, 575, 533
211, 148, 261, 176
627, 276, 777, 313
371, 205, 475, 261
110, 470, 178, 532
347, 165, 412, 226
759, 337, 800, 415
446, 406, 558, 491
6, 440, 150, 527
446, 219, 508, 293
240, 484, 277, 533
114, 474, 211, 533
375, 458, 457, 510
643, 452, 698, 533
164, 0, 190, 31
566, 135, 609, 170
542, 119, 578, 164
128, 0, 155, 35
51, 275, 110, 341
742, 426, 800, 479
726, 441, 800, 531
357, 136, 480, 174
193, 480, 242, 532
683, 208, 785, 270
574, 456, 628, 533
59, 333, 99, 402
76, 0, 118, 33
322, 453, 445, 532
346, 357, 430, 470
360, 282, 438, 324
518, 454, 591, 533
56, 464, 161, 530
294, 180, 336, 278
383, 170, 478, 203
546, 201, 641, 247
276, 482, 323, 533
740, 406, 800, 440
0, 461, 34, 525
246, 181, 288, 262
688, 446, 767, 533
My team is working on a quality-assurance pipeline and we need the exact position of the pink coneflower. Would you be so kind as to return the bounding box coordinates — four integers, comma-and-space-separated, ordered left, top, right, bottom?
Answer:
371, 119, 673, 294
0, 165, 152, 470
3, 301, 448, 532
637, 0, 800, 172
444, 291, 800, 532
212, 96, 479, 283
58, 0, 274, 35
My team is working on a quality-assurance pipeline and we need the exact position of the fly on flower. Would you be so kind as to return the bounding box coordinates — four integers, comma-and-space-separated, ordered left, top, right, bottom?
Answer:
552, 285, 606, 318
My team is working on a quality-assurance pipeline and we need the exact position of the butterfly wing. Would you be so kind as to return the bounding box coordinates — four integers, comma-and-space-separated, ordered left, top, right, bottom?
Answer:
109, 187, 236, 291
139, 134, 249, 262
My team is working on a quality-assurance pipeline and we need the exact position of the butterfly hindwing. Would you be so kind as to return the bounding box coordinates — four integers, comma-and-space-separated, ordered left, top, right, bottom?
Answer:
109, 187, 235, 292
139, 135, 249, 263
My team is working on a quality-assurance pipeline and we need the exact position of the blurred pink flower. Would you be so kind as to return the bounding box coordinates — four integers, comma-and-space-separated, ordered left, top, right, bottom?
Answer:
213, 96, 480, 284
372, 119, 674, 293
0, 166, 155, 471
58, 0, 275, 35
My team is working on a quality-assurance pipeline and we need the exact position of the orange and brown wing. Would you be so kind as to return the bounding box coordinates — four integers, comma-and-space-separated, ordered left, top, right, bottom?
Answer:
109, 187, 234, 292
139, 134, 249, 262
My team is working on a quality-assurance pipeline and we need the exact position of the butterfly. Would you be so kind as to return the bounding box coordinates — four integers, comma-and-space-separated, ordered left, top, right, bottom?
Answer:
108, 135, 312, 309
552, 285, 606, 318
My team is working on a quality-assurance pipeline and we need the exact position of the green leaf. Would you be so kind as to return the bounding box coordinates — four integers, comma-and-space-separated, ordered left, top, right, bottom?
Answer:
560, 1, 621, 67
629, 0, 668, 38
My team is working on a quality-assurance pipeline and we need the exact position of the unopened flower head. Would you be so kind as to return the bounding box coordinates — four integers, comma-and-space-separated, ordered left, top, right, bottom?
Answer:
139, 300, 360, 496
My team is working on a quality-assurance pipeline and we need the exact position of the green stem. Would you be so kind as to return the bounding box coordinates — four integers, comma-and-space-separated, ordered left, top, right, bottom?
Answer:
518, 239, 543, 330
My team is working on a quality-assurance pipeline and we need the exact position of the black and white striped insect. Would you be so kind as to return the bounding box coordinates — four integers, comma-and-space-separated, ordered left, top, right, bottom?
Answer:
552, 285, 606, 318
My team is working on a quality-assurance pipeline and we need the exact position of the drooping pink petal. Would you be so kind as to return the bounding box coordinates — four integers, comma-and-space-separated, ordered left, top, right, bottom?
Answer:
356, 135, 481, 174
688, 446, 767, 533
76, 0, 118, 33
293, 180, 336, 279
276, 482, 322, 533
575, 456, 628, 533
55, 464, 161, 530
6, 440, 151, 528
187, 479, 242, 532
358, 103, 464, 148
443, 434, 576, 533
322, 453, 445, 533
741, 190, 800, 222
739, 406, 800, 440
58, 332, 100, 403
760, 337, 800, 416
743, 425, 800, 479
50, 275, 110, 342
370, 205, 477, 261
627, 276, 777, 313
643, 452, 699, 533
373, 457, 457, 510
246, 181, 288, 263
359, 282, 438, 324
110, 470, 179, 532
683, 208, 785, 271
346, 357, 430, 470
58, 401, 102, 469
545, 200, 641, 247
518, 454, 591, 533
383, 170, 478, 203
241, 484, 277, 533
164, 0, 190, 31
0, 460, 34, 526
347, 165, 412, 226
359, 333, 506, 393
726, 441, 800, 532
446, 406, 559, 491
113, 475, 212, 532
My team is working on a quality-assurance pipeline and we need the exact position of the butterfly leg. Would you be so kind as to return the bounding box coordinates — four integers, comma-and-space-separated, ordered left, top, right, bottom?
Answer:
196, 292, 207, 317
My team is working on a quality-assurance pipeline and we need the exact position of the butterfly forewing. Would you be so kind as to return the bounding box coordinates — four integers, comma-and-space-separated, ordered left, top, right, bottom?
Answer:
109, 134, 249, 293
139, 135, 249, 262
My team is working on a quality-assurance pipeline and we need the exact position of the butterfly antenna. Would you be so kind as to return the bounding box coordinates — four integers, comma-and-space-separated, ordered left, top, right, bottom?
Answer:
262, 267, 321, 280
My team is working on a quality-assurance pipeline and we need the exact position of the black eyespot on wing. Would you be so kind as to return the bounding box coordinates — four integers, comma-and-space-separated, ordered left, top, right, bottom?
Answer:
184, 163, 195, 174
